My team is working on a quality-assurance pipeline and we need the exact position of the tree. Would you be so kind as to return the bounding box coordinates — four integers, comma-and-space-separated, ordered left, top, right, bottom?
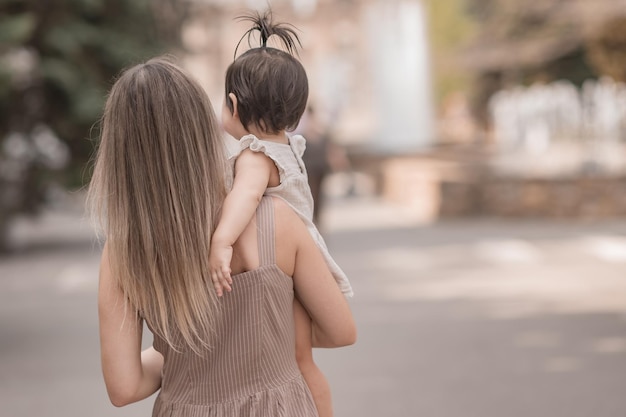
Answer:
0, 0, 187, 250
424, 0, 476, 105
586, 17, 626, 83
460, 0, 600, 129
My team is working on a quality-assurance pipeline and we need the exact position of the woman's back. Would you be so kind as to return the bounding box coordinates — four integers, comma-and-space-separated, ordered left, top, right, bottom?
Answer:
94, 57, 355, 415
152, 197, 318, 417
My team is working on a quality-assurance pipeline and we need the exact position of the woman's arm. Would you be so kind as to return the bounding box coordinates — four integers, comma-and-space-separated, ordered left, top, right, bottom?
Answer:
209, 149, 274, 295
276, 200, 356, 348
98, 243, 163, 407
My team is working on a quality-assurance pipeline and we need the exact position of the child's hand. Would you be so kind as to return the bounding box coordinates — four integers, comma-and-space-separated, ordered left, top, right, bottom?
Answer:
209, 244, 233, 297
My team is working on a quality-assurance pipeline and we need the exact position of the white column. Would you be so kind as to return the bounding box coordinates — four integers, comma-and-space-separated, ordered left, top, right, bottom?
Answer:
365, 0, 434, 153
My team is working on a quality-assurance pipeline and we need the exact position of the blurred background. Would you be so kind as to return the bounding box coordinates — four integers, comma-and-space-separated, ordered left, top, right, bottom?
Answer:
2, 0, 626, 416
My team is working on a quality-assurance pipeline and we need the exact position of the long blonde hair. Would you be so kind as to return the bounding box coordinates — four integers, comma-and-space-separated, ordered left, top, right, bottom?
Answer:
87, 57, 227, 352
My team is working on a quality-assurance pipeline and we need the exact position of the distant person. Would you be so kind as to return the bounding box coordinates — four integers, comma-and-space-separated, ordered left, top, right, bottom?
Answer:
88, 57, 356, 416
296, 105, 351, 225
208, 10, 354, 417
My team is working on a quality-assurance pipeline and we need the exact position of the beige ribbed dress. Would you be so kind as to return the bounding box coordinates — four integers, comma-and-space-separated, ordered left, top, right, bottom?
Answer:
228, 134, 353, 297
152, 197, 318, 417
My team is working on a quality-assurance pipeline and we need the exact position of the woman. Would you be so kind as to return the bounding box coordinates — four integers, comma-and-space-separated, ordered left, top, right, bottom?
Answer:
88, 57, 356, 416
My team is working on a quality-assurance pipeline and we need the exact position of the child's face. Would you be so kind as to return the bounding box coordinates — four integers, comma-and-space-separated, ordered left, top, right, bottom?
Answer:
221, 97, 246, 140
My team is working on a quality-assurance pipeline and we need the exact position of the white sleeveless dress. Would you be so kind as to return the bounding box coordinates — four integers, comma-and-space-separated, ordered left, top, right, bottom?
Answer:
227, 134, 353, 297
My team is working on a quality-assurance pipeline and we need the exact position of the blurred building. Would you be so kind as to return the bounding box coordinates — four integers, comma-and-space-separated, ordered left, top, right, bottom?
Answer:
381, 0, 626, 221
179, 0, 434, 154
176, 0, 626, 222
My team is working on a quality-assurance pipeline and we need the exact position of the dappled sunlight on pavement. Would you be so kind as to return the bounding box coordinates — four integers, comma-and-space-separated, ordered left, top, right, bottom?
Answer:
3, 196, 626, 416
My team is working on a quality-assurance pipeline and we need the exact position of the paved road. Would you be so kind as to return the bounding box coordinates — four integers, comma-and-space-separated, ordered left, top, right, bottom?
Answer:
2, 197, 626, 417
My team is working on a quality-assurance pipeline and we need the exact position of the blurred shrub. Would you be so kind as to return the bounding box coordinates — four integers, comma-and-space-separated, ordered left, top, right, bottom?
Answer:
0, 0, 186, 249
586, 18, 626, 83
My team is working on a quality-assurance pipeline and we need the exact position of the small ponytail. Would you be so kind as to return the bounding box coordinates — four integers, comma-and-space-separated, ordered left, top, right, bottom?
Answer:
225, 8, 309, 134
234, 9, 302, 59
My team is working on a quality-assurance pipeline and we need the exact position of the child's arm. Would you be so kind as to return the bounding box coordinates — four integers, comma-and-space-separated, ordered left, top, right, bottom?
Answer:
210, 149, 274, 295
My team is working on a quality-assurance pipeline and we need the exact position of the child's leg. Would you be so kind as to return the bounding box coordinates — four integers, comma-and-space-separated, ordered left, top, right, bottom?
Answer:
294, 298, 333, 417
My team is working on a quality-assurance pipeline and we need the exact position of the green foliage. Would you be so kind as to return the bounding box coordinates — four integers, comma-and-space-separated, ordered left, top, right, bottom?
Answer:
425, 0, 476, 103
0, 12, 36, 44
448, 0, 607, 127
459, 0, 598, 83
0, 0, 185, 224
586, 18, 626, 82
427, 0, 475, 50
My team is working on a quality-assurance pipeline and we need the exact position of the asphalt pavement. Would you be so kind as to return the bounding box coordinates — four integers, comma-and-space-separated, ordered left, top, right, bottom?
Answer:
2, 195, 626, 417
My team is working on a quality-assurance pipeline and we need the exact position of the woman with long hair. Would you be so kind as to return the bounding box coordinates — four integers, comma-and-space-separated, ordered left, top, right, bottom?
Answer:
88, 57, 355, 416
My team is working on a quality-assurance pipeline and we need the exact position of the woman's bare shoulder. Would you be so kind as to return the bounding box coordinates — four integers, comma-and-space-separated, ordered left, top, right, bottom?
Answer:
269, 197, 305, 229
267, 196, 302, 276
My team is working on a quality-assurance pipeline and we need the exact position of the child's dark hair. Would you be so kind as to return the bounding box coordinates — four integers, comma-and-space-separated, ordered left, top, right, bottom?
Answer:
225, 10, 309, 134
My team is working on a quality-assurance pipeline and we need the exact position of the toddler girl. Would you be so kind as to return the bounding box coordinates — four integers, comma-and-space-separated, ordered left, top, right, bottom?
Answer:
209, 10, 353, 417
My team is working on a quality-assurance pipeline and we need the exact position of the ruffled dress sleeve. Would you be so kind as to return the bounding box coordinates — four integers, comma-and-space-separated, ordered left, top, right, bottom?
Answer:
288, 134, 306, 158
237, 134, 273, 158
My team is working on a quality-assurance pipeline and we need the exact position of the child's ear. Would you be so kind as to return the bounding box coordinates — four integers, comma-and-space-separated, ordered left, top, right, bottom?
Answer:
228, 93, 239, 117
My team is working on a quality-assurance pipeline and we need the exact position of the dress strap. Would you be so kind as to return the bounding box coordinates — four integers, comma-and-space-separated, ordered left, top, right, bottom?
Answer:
256, 196, 275, 266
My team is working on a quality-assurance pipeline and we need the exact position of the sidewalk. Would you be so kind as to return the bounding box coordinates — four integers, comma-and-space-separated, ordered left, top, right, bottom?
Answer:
4, 191, 626, 417
5, 193, 422, 250
321, 195, 432, 233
